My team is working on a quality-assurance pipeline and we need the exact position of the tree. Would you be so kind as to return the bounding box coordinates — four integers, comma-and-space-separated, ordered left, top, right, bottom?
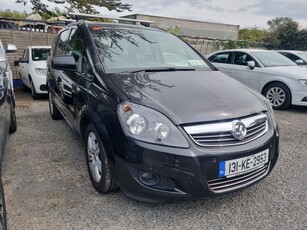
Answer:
16, 0, 132, 15
239, 27, 267, 42
264, 17, 300, 49
0, 9, 30, 19
166, 25, 183, 36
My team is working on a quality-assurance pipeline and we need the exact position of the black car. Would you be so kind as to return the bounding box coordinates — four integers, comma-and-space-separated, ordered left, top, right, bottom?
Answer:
47, 21, 279, 202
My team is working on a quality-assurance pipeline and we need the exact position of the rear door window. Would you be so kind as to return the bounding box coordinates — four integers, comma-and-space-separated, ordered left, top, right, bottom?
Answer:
208, 52, 232, 64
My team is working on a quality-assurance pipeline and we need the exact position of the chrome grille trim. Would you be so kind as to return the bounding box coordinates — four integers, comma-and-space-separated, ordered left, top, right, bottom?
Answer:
184, 113, 268, 147
207, 162, 270, 193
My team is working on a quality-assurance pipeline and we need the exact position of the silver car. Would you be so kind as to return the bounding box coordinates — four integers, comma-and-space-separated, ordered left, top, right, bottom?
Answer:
207, 49, 307, 109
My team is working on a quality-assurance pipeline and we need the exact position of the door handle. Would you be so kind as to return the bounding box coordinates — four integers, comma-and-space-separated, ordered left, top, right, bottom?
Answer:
226, 70, 233, 73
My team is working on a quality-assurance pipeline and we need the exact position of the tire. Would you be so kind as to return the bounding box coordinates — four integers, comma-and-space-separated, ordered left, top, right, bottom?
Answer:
21, 78, 28, 92
0, 178, 7, 230
48, 90, 62, 120
263, 82, 291, 110
30, 80, 40, 100
9, 103, 17, 133
85, 123, 117, 193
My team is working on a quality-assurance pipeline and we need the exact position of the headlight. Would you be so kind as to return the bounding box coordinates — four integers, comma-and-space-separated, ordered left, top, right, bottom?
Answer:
0, 61, 7, 75
118, 102, 189, 148
264, 98, 278, 129
299, 79, 307, 87
35, 68, 47, 75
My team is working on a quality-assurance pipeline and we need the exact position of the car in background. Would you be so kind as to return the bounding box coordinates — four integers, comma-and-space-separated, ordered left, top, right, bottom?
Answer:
0, 40, 17, 90
278, 50, 307, 67
207, 49, 307, 110
0, 39, 18, 230
47, 21, 279, 202
18, 46, 51, 99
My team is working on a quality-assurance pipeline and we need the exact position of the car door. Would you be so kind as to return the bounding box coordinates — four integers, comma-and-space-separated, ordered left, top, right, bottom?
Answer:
227, 52, 262, 91
51, 27, 84, 130
19, 48, 30, 86
208, 51, 233, 73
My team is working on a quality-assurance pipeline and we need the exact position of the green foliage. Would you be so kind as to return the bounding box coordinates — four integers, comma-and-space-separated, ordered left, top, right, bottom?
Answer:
239, 27, 267, 42
0, 9, 30, 19
167, 25, 183, 36
16, 0, 132, 15
264, 17, 302, 50
222, 40, 250, 50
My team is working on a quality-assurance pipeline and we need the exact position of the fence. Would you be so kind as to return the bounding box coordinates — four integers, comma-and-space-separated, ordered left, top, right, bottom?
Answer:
0, 29, 57, 79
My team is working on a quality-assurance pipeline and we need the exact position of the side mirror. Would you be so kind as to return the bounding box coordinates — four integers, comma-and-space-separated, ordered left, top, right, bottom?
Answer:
51, 56, 77, 71
6, 44, 17, 53
247, 60, 256, 69
295, 59, 304, 65
18, 57, 28, 64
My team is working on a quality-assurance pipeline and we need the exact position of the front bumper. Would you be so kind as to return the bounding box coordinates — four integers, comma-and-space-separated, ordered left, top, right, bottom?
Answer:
32, 74, 47, 94
110, 130, 279, 202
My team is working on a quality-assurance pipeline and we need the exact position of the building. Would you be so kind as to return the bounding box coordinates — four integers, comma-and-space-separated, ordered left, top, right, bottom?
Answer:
120, 14, 239, 40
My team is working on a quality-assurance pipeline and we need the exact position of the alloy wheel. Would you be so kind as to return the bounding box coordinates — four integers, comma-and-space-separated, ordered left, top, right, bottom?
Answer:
87, 132, 102, 183
266, 87, 286, 107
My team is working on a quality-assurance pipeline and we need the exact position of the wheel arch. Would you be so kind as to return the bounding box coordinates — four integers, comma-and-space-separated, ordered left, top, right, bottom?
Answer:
261, 80, 293, 98
79, 111, 118, 163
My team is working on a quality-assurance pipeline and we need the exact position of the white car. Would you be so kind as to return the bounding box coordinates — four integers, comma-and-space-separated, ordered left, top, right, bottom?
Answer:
278, 50, 307, 67
18, 46, 51, 99
207, 49, 307, 109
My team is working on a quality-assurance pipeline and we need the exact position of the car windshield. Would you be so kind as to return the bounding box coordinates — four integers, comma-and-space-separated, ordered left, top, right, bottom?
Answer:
298, 52, 307, 59
251, 51, 296, 67
32, 48, 50, 61
90, 26, 211, 73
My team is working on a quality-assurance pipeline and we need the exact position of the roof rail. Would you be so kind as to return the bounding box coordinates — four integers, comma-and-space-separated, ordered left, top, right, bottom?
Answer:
68, 13, 154, 26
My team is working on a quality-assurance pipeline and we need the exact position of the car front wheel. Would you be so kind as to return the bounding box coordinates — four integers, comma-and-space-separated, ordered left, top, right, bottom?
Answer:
30, 80, 39, 100
263, 83, 291, 110
85, 123, 117, 194
48, 90, 62, 120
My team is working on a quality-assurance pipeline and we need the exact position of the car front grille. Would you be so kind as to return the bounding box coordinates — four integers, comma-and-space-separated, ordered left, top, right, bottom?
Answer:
183, 113, 268, 147
207, 162, 270, 193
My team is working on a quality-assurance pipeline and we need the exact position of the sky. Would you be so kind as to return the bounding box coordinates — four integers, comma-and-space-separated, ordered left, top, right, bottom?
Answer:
1, 0, 307, 29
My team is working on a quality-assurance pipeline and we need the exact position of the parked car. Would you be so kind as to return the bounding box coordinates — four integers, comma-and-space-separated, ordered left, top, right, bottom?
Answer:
0, 39, 18, 230
207, 49, 307, 109
18, 46, 51, 99
47, 22, 279, 202
278, 50, 307, 66
0, 40, 17, 90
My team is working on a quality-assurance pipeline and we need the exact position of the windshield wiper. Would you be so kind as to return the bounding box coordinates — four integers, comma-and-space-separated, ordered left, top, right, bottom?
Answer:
127, 67, 196, 73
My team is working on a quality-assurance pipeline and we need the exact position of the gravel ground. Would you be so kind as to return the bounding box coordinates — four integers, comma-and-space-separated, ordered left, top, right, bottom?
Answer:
2, 89, 307, 230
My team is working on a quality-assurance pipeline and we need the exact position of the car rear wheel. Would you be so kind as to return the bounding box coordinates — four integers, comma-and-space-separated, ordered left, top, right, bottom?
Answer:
263, 83, 291, 110
30, 80, 39, 100
48, 90, 62, 120
85, 123, 117, 193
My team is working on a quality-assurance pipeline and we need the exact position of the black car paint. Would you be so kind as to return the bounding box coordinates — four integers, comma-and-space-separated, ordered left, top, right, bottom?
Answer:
47, 22, 279, 202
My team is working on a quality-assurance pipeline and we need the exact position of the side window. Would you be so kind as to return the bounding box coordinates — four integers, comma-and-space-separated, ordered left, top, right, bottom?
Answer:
284, 53, 300, 62
23, 49, 29, 60
208, 52, 231, 64
54, 29, 70, 56
233, 52, 254, 66
67, 28, 84, 56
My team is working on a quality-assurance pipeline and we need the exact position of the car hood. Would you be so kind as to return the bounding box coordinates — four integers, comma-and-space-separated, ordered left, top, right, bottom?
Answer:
110, 70, 267, 125
265, 66, 307, 79
31, 60, 47, 68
